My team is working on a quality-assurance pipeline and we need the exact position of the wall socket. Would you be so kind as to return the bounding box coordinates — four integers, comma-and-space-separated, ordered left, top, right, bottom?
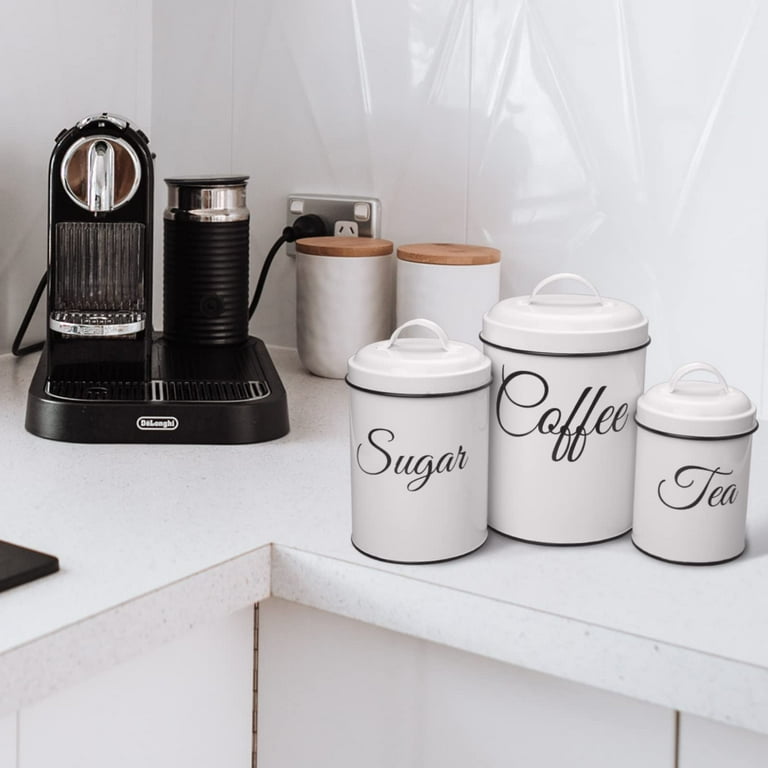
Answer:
286, 194, 381, 257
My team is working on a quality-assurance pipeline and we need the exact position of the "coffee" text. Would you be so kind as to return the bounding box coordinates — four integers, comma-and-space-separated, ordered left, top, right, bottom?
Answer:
496, 369, 629, 462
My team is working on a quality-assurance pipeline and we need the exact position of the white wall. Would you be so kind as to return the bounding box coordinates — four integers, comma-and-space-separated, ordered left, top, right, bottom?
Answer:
5, 0, 768, 415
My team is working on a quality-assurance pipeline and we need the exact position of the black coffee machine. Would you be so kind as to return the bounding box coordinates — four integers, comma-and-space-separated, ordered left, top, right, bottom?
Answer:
25, 113, 288, 443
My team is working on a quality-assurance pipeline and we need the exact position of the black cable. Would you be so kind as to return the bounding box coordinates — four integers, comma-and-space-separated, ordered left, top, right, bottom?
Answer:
249, 234, 287, 319
12, 271, 48, 357
248, 213, 326, 320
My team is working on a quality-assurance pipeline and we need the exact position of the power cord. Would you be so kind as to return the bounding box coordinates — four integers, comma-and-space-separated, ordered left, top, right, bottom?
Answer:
11, 271, 47, 357
248, 213, 326, 319
11, 213, 328, 355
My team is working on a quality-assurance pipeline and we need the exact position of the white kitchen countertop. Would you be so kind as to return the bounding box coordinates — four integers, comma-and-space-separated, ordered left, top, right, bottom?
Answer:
1, 347, 767, 732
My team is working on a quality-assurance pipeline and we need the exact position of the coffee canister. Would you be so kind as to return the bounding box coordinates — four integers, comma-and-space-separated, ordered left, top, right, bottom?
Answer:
396, 243, 501, 349
481, 273, 649, 544
296, 236, 395, 379
632, 363, 758, 564
347, 319, 492, 563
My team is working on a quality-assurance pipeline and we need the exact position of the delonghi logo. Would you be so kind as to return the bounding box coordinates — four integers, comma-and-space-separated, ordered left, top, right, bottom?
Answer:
136, 416, 179, 431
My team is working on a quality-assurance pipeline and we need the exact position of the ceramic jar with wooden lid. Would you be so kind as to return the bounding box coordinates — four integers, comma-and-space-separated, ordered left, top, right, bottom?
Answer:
295, 236, 395, 378
396, 243, 501, 348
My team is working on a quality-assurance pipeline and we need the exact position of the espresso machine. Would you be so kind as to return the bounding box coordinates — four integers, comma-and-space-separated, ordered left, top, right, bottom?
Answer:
25, 113, 289, 443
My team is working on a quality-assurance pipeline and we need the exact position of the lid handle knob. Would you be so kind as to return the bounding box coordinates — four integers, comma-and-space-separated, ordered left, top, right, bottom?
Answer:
385, 319, 450, 351
529, 273, 603, 305
669, 362, 729, 394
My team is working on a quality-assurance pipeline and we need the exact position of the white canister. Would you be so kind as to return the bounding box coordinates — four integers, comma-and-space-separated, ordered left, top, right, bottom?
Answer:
481, 273, 649, 545
347, 319, 492, 563
632, 363, 758, 564
396, 243, 501, 348
296, 236, 395, 378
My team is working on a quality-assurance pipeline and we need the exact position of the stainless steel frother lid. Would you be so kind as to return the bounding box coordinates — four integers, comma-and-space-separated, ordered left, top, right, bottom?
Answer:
164, 176, 250, 222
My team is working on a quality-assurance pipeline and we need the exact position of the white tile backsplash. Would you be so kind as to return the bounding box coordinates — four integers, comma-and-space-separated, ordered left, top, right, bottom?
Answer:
230, 0, 472, 345
468, 0, 768, 400
3, 0, 768, 414
224, 0, 768, 411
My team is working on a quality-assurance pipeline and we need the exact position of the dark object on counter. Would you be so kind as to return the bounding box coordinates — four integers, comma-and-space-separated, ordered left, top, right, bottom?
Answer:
23, 113, 289, 444
0, 540, 59, 593
164, 177, 250, 346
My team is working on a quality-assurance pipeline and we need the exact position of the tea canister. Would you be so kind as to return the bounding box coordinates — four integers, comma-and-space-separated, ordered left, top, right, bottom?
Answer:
481, 273, 649, 545
632, 363, 758, 565
396, 243, 501, 349
296, 236, 395, 379
347, 319, 492, 564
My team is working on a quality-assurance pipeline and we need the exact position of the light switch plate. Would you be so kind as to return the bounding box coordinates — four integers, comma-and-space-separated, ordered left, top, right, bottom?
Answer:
286, 194, 381, 257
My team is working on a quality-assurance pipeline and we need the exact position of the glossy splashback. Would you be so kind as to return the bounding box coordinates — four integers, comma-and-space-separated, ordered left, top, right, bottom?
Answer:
151, 0, 768, 414
3, 0, 767, 415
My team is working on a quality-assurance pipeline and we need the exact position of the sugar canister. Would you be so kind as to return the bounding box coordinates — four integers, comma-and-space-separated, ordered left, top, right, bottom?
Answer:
632, 363, 758, 564
481, 273, 649, 545
347, 319, 492, 563
296, 236, 395, 378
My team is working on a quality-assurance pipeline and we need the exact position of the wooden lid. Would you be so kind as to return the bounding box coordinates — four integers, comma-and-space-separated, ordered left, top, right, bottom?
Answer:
296, 236, 393, 257
397, 243, 500, 266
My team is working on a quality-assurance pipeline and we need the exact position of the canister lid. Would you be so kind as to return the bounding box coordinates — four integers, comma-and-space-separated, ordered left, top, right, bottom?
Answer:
296, 236, 393, 257
481, 273, 649, 355
397, 243, 501, 266
636, 363, 757, 438
347, 319, 491, 396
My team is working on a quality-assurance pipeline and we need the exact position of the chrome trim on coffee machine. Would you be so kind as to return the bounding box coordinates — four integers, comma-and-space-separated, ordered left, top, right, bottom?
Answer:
76, 113, 129, 130
49, 310, 146, 337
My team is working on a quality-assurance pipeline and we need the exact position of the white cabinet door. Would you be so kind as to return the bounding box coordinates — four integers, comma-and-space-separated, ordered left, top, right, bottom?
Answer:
19, 607, 254, 768
257, 598, 676, 768
0, 711, 16, 768
679, 714, 768, 768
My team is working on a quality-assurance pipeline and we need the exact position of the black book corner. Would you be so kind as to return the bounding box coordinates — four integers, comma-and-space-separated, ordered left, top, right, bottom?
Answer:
0, 540, 59, 593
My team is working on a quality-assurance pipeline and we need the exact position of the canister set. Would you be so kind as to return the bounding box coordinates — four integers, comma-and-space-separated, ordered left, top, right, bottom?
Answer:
294, 238, 758, 568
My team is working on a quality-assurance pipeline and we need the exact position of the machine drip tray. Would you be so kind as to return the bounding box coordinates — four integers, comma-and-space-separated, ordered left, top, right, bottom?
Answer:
46, 378, 269, 402
152, 378, 268, 402
26, 336, 289, 444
